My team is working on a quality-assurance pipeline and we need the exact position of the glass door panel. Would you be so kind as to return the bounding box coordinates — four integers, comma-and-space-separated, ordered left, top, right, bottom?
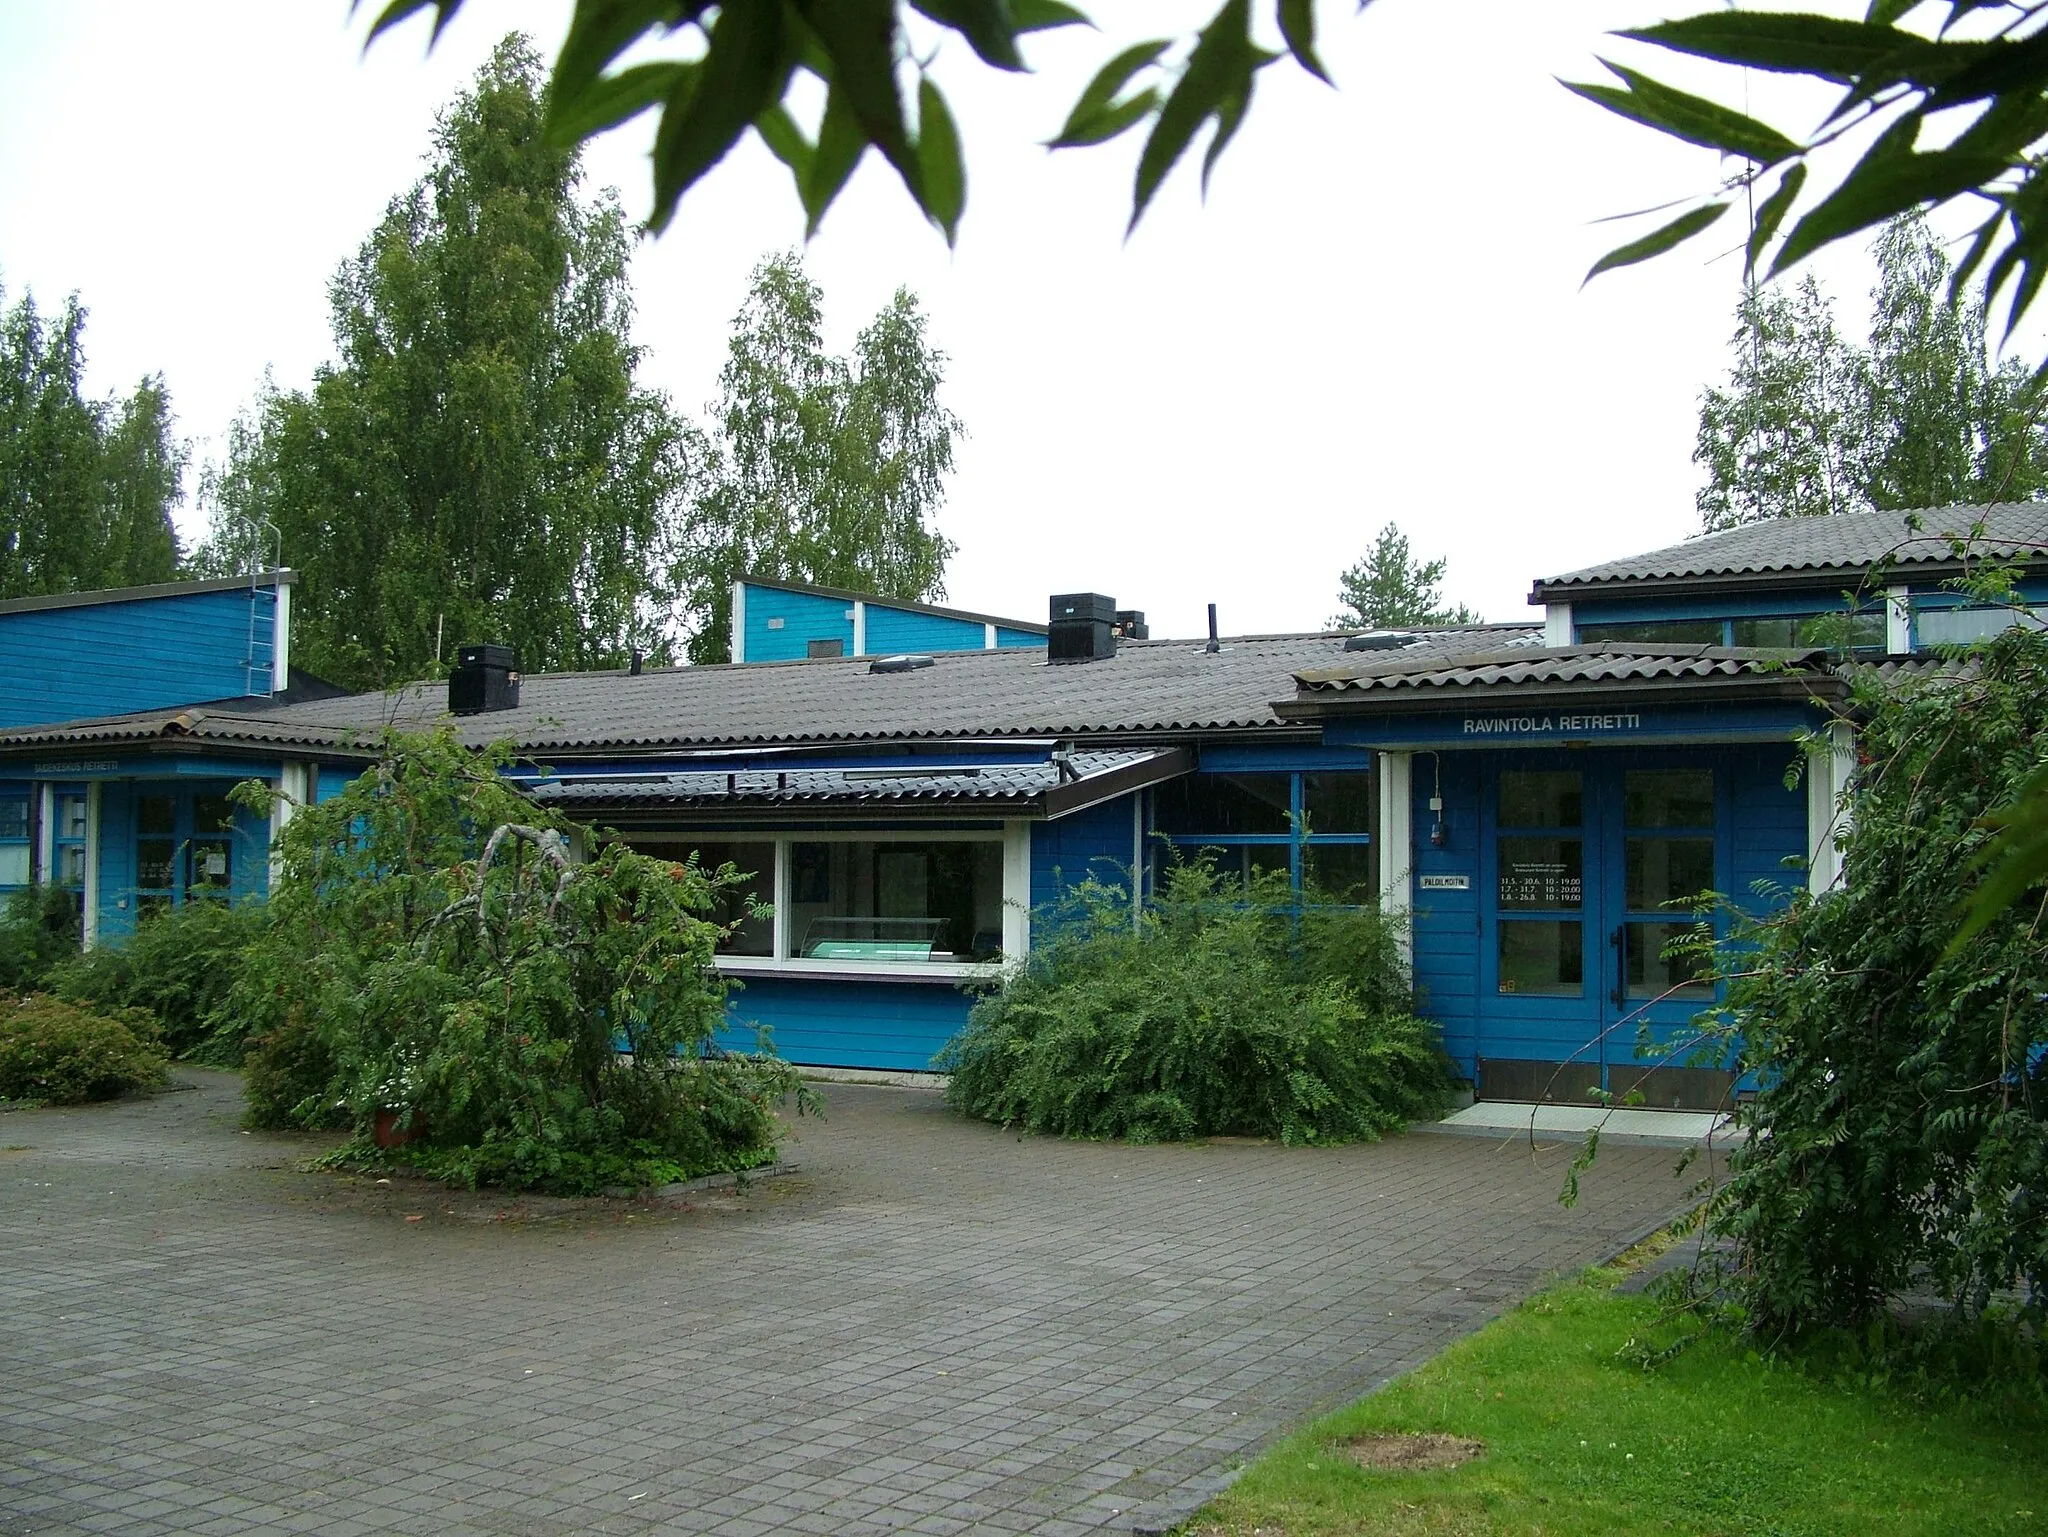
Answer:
135, 793, 178, 917
1495, 770, 1584, 1000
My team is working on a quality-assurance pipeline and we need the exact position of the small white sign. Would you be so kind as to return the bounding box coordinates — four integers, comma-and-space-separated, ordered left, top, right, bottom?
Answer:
1418, 873, 1471, 891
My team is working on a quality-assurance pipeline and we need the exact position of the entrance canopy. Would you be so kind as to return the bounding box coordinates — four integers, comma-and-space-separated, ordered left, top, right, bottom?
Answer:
1274, 641, 1850, 749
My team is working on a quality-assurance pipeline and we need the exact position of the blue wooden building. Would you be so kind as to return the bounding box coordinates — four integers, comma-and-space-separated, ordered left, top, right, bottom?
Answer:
0, 570, 318, 941
4, 506, 2042, 1105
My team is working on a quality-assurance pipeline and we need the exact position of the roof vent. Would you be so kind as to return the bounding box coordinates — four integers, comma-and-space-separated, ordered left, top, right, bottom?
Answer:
1343, 631, 1419, 652
869, 653, 936, 674
1050, 592, 1117, 663
1113, 609, 1148, 640
449, 643, 520, 714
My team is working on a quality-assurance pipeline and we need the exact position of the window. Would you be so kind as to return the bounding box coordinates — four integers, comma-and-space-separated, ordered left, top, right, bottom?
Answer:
624, 833, 1007, 967
1153, 769, 1376, 905
1579, 613, 1885, 652
628, 839, 774, 955
1576, 619, 1723, 646
1914, 602, 2048, 649
1729, 612, 1885, 652
0, 796, 27, 887
135, 793, 177, 916
1154, 775, 1291, 835
55, 793, 86, 886
790, 840, 1003, 961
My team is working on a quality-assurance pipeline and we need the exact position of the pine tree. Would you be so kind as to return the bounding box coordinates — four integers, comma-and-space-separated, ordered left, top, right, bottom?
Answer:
1329, 523, 1478, 630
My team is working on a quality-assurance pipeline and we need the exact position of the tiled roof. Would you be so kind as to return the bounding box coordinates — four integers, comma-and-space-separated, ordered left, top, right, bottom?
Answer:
1287, 643, 1843, 707
523, 749, 1172, 811
1534, 503, 2048, 599
0, 625, 1536, 759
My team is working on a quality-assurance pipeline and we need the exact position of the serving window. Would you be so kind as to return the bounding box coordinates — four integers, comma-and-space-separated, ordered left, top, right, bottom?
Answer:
623, 831, 1014, 971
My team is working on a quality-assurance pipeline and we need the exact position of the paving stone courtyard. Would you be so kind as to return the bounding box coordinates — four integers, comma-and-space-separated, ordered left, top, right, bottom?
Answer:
1, 1071, 1694, 1536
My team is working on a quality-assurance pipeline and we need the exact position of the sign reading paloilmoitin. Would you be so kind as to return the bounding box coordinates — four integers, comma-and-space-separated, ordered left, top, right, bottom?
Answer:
1462, 713, 1642, 736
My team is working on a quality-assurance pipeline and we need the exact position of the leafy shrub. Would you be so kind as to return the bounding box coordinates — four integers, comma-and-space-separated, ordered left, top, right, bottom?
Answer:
1697, 623, 2048, 1339
49, 898, 267, 1061
0, 993, 168, 1105
242, 1011, 347, 1131
940, 858, 1454, 1143
0, 886, 81, 993
230, 730, 811, 1191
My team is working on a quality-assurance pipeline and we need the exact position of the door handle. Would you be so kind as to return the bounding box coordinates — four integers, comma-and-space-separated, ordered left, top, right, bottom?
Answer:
1610, 925, 1626, 1011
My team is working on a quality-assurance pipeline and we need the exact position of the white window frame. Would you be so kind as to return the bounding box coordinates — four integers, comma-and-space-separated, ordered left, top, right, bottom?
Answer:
644, 825, 1028, 983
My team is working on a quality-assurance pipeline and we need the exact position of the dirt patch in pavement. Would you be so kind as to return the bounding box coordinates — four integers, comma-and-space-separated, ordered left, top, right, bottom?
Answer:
1345, 1432, 1485, 1471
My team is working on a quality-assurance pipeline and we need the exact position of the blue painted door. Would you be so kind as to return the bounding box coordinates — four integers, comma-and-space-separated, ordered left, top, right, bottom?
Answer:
1479, 751, 1726, 1104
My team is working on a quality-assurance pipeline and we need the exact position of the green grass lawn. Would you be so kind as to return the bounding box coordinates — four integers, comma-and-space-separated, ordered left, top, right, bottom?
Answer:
1184, 1259, 2046, 1537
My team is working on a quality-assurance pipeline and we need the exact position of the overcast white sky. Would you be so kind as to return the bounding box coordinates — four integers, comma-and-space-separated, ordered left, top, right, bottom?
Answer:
0, 1, 1939, 638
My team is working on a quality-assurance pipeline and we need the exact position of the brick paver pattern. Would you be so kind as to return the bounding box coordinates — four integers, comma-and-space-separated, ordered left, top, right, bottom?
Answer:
1, 1072, 1690, 1536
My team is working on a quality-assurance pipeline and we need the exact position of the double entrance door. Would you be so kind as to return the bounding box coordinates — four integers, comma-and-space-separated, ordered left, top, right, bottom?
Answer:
1474, 751, 1732, 1110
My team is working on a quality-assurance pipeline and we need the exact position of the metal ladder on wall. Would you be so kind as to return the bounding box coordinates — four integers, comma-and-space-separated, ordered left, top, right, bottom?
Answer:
238, 516, 283, 697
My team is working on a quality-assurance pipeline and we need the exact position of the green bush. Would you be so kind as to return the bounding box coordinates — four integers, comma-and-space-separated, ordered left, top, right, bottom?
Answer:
940, 858, 1454, 1144
241, 1011, 347, 1131
0, 993, 168, 1105
49, 898, 267, 1061
230, 730, 812, 1192
0, 886, 81, 993
1695, 621, 2048, 1340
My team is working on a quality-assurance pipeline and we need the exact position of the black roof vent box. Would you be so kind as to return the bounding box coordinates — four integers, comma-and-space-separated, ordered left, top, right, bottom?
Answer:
450, 644, 520, 715
869, 653, 936, 674
1342, 631, 1420, 652
1050, 592, 1117, 663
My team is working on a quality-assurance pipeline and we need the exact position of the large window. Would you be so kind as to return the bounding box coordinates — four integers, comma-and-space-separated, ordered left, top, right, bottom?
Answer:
1578, 612, 1885, 653
790, 840, 1003, 961
623, 833, 1009, 969
1914, 602, 2048, 649
1152, 769, 1376, 904
620, 839, 775, 956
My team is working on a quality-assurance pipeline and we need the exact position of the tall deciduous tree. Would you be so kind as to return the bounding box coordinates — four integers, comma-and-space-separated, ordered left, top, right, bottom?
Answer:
0, 284, 183, 599
202, 37, 693, 690
1329, 523, 1478, 630
678, 251, 960, 664
1696, 218, 2048, 533
1696, 277, 1861, 531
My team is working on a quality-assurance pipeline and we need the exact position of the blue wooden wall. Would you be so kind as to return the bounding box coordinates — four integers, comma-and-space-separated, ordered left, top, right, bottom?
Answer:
1031, 794, 1138, 908
740, 586, 854, 662
717, 975, 974, 1071
735, 579, 1046, 663
864, 604, 986, 655
0, 585, 278, 729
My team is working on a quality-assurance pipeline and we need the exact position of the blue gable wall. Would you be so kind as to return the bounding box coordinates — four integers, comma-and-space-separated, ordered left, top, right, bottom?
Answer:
0, 585, 278, 728
734, 579, 1046, 663
864, 605, 985, 655
741, 586, 855, 662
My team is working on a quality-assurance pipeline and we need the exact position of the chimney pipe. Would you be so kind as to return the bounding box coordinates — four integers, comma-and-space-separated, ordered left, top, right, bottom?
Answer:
1206, 603, 1219, 654
629, 649, 643, 676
